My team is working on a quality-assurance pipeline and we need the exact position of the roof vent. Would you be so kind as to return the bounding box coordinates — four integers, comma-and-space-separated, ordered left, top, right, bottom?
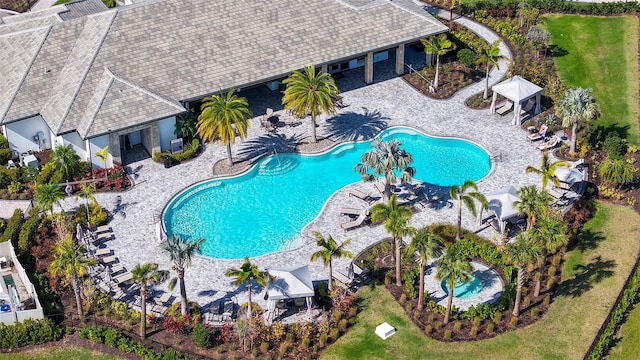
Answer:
44, 67, 51, 74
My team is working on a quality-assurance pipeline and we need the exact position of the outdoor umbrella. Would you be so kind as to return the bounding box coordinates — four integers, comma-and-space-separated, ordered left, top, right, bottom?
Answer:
554, 167, 584, 185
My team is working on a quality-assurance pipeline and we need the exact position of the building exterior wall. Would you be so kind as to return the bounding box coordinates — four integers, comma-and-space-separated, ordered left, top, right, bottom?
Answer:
5, 116, 52, 155
0, 242, 44, 325
89, 135, 111, 168
59, 131, 88, 160
158, 116, 177, 152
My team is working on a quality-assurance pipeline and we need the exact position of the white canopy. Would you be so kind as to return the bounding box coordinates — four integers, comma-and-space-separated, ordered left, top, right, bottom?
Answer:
483, 186, 521, 234
490, 76, 543, 125
266, 265, 314, 322
555, 167, 585, 185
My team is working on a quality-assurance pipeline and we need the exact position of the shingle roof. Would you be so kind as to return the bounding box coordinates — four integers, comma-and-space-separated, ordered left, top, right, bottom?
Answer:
1, 0, 447, 139
59, 0, 109, 21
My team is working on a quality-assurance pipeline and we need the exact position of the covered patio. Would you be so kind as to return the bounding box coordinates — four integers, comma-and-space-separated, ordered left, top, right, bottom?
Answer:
265, 265, 317, 324
490, 75, 543, 125
481, 185, 523, 236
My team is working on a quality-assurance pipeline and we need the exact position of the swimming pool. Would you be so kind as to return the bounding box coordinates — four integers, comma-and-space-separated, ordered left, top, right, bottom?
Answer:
163, 127, 491, 259
441, 276, 484, 299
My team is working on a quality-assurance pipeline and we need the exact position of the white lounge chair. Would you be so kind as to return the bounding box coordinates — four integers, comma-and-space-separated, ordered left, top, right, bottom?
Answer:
496, 101, 513, 115
349, 189, 375, 204
94, 247, 112, 257
341, 213, 367, 231
94, 225, 112, 235
156, 292, 172, 306
101, 255, 117, 264
537, 135, 559, 150
109, 264, 125, 275
528, 124, 548, 142
115, 271, 133, 284
340, 208, 364, 217
333, 270, 353, 288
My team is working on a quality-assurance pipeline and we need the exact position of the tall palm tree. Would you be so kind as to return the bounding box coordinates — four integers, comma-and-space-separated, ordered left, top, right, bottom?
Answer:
405, 228, 443, 310
435, 249, 472, 324
131, 263, 168, 339
514, 185, 553, 230
95, 146, 109, 170
354, 138, 415, 202
225, 257, 273, 319
450, 180, 488, 241
282, 65, 339, 143
372, 194, 415, 286
51, 144, 80, 180
476, 40, 506, 99
74, 183, 97, 223
160, 235, 205, 316
525, 152, 570, 189
175, 109, 198, 142
34, 183, 65, 218
529, 213, 567, 297
555, 87, 600, 154
503, 232, 542, 317
49, 235, 96, 322
310, 232, 354, 291
197, 88, 252, 166
420, 34, 455, 90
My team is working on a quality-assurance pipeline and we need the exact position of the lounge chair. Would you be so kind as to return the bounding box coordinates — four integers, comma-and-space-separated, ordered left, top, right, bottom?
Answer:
340, 208, 364, 217
109, 263, 125, 275
520, 100, 535, 116
349, 189, 375, 204
528, 124, 548, 142
222, 300, 235, 322
156, 292, 173, 306
341, 213, 367, 231
374, 181, 391, 195
407, 186, 424, 202
101, 255, 117, 264
94, 247, 112, 257
546, 188, 565, 200
495, 101, 513, 115
115, 271, 133, 284
537, 135, 559, 150
94, 225, 112, 235
333, 270, 353, 288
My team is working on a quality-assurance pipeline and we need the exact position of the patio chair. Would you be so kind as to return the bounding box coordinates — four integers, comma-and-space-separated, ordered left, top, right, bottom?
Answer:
374, 181, 386, 195
528, 124, 548, 142
294, 298, 306, 313
546, 188, 565, 200
109, 263, 125, 275
94, 225, 112, 235
94, 247, 112, 257
115, 271, 133, 284
341, 213, 367, 231
537, 135, 559, 150
495, 101, 513, 115
263, 108, 273, 122
520, 100, 535, 115
333, 270, 353, 289
155, 292, 172, 306
349, 189, 375, 204
407, 186, 424, 202
222, 300, 235, 322
208, 302, 222, 323
340, 208, 364, 217
101, 255, 117, 265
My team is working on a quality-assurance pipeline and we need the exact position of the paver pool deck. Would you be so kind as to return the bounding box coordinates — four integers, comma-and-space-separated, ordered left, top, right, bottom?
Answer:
59, 17, 542, 311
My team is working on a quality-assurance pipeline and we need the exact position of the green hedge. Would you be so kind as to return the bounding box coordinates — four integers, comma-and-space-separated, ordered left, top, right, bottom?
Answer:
459, 0, 640, 16
35, 162, 56, 185
587, 257, 640, 359
0, 133, 8, 149
0, 209, 24, 245
0, 318, 62, 348
0, 148, 12, 166
153, 138, 200, 163
18, 212, 39, 256
79, 326, 188, 360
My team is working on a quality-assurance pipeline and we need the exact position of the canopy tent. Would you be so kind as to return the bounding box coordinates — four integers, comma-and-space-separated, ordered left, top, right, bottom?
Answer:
266, 265, 315, 322
554, 167, 585, 185
480, 186, 522, 234
490, 76, 543, 125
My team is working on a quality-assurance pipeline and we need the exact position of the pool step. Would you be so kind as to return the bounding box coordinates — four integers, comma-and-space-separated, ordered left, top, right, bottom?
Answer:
257, 156, 299, 176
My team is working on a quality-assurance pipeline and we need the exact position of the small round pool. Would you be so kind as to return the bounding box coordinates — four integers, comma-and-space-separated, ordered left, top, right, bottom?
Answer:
163, 127, 491, 259
441, 277, 484, 299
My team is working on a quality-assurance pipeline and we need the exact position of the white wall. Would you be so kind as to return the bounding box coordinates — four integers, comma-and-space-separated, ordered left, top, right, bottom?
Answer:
158, 116, 177, 152
88, 135, 111, 169
128, 130, 142, 146
5, 116, 52, 154
58, 132, 88, 160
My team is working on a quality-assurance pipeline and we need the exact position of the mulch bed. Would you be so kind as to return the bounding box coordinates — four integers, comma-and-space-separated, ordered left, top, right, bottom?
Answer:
402, 60, 483, 100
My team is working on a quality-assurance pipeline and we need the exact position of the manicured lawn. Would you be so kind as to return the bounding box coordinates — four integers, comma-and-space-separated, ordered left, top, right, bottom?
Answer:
608, 303, 640, 359
0, 346, 121, 359
321, 203, 640, 360
544, 15, 639, 145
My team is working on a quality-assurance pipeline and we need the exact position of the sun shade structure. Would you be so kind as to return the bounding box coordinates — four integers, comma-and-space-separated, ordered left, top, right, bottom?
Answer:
266, 265, 315, 322
554, 167, 585, 185
490, 76, 543, 125
482, 186, 521, 234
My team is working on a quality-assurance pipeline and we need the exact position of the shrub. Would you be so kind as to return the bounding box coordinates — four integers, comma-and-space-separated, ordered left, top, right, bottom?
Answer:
434, 322, 443, 330
162, 316, 185, 334
602, 134, 625, 159
0, 134, 8, 149
0, 209, 23, 244
403, 266, 419, 299
300, 336, 311, 349
0, 149, 11, 166
522, 296, 531, 308
399, 293, 407, 305
463, 302, 495, 320
153, 139, 201, 163
338, 318, 348, 332
35, 162, 56, 185
278, 341, 290, 356
18, 214, 39, 256
510, 316, 519, 327
318, 332, 328, 347
457, 48, 476, 67
531, 307, 540, 318
493, 311, 503, 322
453, 321, 462, 331
405, 301, 414, 313
444, 329, 452, 340
89, 203, 108, 227
192, 323, 214, 349
0, 318, 62, 348
424, 325, 433, 335
485, 322, 495, 334
260, 341, 270, 353
546, 278, 556, 290
599, 157, 636, 187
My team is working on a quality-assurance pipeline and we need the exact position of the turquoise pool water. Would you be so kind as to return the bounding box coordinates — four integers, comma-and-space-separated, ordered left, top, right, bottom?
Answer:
441, 276, 484, 299
163, 127, 491, 259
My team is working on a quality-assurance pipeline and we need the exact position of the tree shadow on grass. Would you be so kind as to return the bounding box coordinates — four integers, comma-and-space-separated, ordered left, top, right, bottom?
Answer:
573, 228, 606, 252
555, 255, 616, 298
324, 108, 389, 142
549, 44, 568, 57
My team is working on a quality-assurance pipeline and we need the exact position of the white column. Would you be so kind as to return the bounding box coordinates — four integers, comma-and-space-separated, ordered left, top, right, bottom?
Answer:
364, 52, 374, 84
395, 44, 405, 75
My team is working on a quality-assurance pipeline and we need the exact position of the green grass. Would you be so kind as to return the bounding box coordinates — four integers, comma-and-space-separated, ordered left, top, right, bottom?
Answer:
544, 15, 639, 145
322, 203, 640, 360
0, 346, 121, 360
608, 302, 640, 359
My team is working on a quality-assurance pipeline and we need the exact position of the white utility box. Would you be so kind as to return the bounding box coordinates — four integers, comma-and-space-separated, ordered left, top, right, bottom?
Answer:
375, 322, 396, 340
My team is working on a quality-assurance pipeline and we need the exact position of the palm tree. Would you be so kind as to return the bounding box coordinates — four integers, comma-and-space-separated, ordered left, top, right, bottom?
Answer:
503, 232, 542, 317
405, 228, 443, 310
476, 40, 506, 99
131, 263, 168, 339
175, 109, 198, 142
160, 235, 205, 316
420, 34, 454, 90
372, 194, 415, 286
529, 213, 567, 297
310, 232, 354, 291
34, 183, 65, 218
49, 235, 96, 322
354, 138, 415, 202
282, 65, 339, 143
514, 185, 553, 230
450, 180, 488, 241
225, 257, 273, 319
74, 183, 97, 223
525, 152, 570, 189
51, 144, 80, 180
95, 146, 109, 169
197, 88, 252, 166
556, 87, 600, 154
435, 249, 472, 324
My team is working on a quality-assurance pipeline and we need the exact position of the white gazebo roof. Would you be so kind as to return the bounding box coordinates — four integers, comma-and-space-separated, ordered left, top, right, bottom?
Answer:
266, 265, 315, 300
491, 75, 543, 103
486, 186, 521, 222
555, 167, 585, 185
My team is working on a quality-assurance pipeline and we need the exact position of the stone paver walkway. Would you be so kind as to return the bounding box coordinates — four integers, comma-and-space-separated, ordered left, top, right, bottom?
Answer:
58, 12, 541, 312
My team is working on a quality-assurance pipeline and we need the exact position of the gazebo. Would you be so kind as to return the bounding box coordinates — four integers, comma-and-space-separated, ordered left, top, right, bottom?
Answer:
481, 186, 522, 234
490, 76, 543, 125
265, 265, 315, 322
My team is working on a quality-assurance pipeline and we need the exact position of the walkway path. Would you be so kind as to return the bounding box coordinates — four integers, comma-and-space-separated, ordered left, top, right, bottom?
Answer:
58, 10, 538, 313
